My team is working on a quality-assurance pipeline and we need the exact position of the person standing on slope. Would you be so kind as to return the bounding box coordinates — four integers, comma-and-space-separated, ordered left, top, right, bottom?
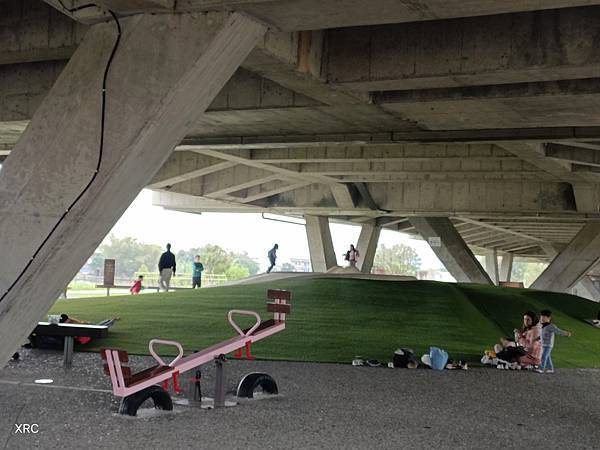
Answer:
158, 243, 176, 292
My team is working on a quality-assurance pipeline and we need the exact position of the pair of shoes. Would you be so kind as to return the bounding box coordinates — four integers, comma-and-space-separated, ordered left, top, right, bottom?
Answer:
536, 369, 544, 373
546, 369, 554, 374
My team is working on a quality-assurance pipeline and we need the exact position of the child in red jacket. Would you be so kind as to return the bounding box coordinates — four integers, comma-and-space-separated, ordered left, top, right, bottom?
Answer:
130, 275, 143, 295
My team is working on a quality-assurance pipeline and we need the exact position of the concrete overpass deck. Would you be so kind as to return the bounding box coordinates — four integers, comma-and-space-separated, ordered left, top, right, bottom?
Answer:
3, 0, 600, 363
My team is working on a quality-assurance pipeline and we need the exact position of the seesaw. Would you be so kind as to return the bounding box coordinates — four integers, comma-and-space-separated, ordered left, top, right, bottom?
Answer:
101, 289, 291, 415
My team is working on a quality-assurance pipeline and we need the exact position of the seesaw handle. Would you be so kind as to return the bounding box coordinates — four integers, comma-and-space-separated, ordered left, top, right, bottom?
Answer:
228, 310, 261, 337
149, 339, 184, 367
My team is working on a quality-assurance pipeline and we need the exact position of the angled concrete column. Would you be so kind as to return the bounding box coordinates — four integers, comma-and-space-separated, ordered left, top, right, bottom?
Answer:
500, 253, 514, 282
573, 277, 600, 302
356, 221, 381, 274
485, 250, 500, 285
531, 221, 600, 292
0, 12, 266, 366
305, 215, 337, 272
409, 217, 492, 284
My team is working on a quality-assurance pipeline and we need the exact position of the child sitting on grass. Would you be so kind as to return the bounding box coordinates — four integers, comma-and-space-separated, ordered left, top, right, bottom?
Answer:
130, 275, 143, 295
537, 309, 572, 374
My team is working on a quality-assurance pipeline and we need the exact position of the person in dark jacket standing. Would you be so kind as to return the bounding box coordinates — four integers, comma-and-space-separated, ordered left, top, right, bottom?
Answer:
192, 255, 204, 288
158, 243, 176, 292
266, 243, 278, 273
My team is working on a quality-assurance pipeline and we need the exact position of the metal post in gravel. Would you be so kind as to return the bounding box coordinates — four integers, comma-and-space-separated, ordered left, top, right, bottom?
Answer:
214, 355, 226, 408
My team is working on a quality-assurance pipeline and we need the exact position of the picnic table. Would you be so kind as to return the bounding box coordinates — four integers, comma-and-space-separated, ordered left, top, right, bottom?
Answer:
32, 322, 111, 368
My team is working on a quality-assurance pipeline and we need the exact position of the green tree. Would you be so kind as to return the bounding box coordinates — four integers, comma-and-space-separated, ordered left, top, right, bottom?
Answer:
199, 244, 234, 274
87, 253, 104, 276
511, 261, 547, 287
373, 243, 421, 276
176, 247, 203, 275
225, 264, 250, 280
233, 251, 260, 276
98, 235, 162, 278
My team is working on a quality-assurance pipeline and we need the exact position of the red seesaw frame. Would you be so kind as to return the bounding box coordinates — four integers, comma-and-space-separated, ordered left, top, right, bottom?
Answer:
101, 289, 291, 398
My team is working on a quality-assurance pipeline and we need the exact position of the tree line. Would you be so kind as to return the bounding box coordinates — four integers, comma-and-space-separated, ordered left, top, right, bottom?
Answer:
86, 235, 259, 280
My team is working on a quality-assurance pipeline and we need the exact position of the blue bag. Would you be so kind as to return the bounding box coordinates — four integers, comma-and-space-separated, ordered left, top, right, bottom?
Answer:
429, 346, 449, 371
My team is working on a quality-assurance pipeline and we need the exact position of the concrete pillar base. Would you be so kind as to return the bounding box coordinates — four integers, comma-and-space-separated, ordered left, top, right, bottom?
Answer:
531, 221, 600, 292
500, 253, 514, 282
409, 217, 492, 284
485, 250, 499, 285
305, 215, 337, 272
356, 221, 381, 274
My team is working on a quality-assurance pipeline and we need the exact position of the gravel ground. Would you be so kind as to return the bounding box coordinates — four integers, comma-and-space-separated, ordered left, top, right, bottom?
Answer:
0, 349, 598, 449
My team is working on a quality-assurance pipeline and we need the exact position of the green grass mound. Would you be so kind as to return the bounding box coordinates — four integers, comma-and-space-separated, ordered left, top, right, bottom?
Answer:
49, 279, 600, 367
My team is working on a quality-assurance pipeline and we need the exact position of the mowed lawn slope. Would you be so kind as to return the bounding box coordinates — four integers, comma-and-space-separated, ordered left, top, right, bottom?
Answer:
47, 279, 600, 367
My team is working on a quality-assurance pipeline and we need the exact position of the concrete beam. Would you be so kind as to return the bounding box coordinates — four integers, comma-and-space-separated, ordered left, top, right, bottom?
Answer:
409, 217, 492, 284
546, 143, 600, 168
328, 7, 600, 91
185, 148, 354, 197
240, 181, 310, 204
500, 253, 514, 282
0, 12, 266, 366
0, 1, 84, 65
179, 127, 600, 149
531, 221, 600, 292
374, 78, 600, 130
45, 0, 600, 29
250, 178, 581, 216
305, 215, 337, 272
356, 221, 381, 273
148, 151, 237, 189
572, 183, 600, 214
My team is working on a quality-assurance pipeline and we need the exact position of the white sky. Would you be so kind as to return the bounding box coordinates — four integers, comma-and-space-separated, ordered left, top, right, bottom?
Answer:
104, 190, 445, 272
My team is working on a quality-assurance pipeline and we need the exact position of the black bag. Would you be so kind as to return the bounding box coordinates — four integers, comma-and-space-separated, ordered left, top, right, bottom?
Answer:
344, 251, 350, 261
496, 346, 526, 362
393, 348, 417, 368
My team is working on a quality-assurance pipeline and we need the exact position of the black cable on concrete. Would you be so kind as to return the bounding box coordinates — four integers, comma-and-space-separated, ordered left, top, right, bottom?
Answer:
0, 4, 121, 303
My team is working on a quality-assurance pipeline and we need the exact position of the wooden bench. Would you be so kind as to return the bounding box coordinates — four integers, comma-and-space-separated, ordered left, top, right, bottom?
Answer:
499, 281, 525, 288
100, 349, 172, 387
32, 322, 111, 368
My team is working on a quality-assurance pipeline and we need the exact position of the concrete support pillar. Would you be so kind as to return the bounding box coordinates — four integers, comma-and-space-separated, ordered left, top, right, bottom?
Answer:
409, 217, 492, 284
356, 221, 381, 274
572, 277, 600, 302
0, 12, 266, 366
485, 250, 500, 285
305, 215, 337, 272
500, 253, 514, 282
531, 221, 600, 292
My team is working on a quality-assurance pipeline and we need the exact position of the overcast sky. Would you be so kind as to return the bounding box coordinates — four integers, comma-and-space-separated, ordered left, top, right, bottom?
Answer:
104, 189, 445, 272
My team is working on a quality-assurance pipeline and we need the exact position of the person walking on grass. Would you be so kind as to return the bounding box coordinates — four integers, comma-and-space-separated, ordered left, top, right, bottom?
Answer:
192, 255, 204, 288
267, 244, 278, 273
345, 244, 359, 268
537, 309, 572, 374
158, 243, 176, 292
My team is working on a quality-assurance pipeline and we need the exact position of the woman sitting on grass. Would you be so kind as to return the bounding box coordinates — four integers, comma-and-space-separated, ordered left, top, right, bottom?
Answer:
493, 311, 542, 368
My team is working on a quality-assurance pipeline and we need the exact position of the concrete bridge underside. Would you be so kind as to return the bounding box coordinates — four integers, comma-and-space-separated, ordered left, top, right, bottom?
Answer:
3, 0, 600, 363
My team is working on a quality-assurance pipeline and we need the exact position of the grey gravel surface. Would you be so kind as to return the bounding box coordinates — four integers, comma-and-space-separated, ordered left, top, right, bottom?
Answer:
1, 349, 598, 449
